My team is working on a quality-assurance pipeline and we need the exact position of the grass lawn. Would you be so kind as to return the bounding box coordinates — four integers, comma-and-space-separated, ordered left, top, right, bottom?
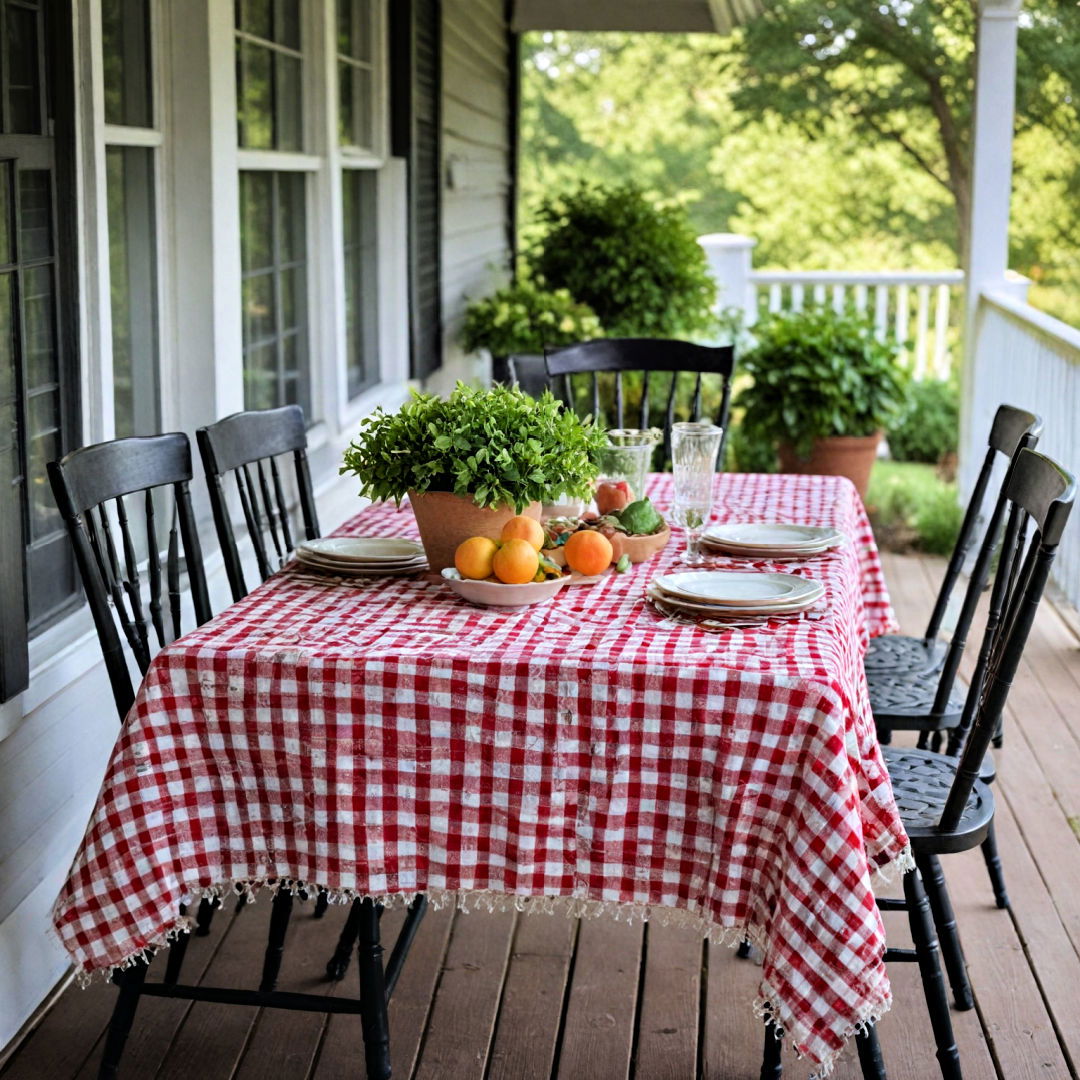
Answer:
865, 460, 962, 556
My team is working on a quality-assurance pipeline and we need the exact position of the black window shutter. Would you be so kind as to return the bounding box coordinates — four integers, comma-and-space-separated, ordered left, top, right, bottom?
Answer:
0, 415, 29, 703
391, 0, 442, 380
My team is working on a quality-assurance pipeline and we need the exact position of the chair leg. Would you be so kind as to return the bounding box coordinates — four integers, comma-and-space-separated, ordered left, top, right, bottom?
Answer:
737, 940, 753, 959
327, 898, 364, 981
194, 896, 216, 936
98, 959, 149, 1079
259, 889, 294, 992
357, 898, 392, 1080
856, 1025, 887, 1080
916, 854, 973, 1011
980, 822, 1009, 909
904, 869, 962, 1080
313, 890, 330, 919
759, 1025, 782, 1080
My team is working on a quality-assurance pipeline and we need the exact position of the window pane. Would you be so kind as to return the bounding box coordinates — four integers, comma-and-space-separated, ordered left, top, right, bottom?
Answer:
339, 62, 373, 149
107, 146, 160, 437
23, 264, 57, 388
342, 169, 378, 399
274, 52, 302, 152
238, 0, 272, 40
0, 273, 13, 402
102, 0, 154, 127
338, 63, 354, 147
18, 169, 53, 261
0, 163, 12, 266
337, 0, 371, 62
237, 40, 273, 149
7, 5, 42, 134
240, 172, 308, 413
276, 0, 300, 50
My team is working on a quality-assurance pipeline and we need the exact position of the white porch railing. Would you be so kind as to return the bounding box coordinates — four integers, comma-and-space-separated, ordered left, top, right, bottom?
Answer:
748, 270, 965, 380
966, 288, 1080, 609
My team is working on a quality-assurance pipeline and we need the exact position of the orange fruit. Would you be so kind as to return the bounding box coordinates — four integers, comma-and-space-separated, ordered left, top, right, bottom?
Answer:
454, 536, 499, 580
492, 538, 540, 584
500, 514, 545, 551
564, 530, 614, 576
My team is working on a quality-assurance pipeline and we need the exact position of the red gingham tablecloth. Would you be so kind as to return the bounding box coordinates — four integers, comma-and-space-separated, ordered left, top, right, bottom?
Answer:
54, 472, 909, 1075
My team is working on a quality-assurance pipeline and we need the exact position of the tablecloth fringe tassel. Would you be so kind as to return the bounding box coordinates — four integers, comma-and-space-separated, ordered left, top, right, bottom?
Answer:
869, 843, 916, 891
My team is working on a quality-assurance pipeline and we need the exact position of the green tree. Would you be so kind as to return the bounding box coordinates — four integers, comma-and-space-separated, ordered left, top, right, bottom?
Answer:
727, 0, 1080, 263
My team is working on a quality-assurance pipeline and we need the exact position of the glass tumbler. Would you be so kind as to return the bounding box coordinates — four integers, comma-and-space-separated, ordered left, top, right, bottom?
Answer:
670, 421, 724, 564
596, 429, 659, 510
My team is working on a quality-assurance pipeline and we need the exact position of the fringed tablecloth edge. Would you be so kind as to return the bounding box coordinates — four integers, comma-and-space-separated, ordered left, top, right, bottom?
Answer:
68, 879, 772, 986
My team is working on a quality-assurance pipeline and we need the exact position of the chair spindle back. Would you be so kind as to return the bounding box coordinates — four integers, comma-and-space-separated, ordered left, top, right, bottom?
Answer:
47, 433, 213, 721
197, 405, 319, 602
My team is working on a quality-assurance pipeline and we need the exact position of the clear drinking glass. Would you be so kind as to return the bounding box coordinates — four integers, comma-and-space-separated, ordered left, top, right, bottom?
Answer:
670, 421, 724, 564
596, 429, 659, 509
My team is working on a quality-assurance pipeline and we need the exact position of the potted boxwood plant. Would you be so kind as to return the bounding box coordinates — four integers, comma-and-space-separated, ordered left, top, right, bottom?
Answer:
460, 278, 602, 394
340, 382, 607, 570
737, 306, 908, 497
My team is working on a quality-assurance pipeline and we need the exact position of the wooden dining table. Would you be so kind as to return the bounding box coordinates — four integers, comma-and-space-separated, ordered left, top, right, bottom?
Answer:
54, 471, 911, 1075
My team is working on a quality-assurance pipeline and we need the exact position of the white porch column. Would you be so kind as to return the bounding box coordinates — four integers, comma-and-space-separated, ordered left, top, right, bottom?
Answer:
960, 0, 1023, 495
698, 233, 757, 326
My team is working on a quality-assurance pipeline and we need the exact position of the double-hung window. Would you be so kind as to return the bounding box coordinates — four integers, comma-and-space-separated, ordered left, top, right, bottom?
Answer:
338, 0, 380, 400
236, 0, 311, 417
102, 0, 161, 438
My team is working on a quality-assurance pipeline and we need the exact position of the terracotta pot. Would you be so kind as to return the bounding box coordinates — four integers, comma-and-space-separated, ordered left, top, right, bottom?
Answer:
778, 432, 882, 499
408, 490, 542, 572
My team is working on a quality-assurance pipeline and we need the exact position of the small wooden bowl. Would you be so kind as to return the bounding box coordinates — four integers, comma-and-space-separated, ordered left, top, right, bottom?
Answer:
543, 525, 670, 567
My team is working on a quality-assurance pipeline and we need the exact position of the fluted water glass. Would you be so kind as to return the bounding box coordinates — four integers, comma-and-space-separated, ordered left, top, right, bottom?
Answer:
670, 421, 723, 564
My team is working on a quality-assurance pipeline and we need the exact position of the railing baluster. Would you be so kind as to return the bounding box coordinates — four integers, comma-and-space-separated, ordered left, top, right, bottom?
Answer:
813, 283, 826, 306
895, 285, 910, 364
874, 285, 889, 341
768, 283, 781, 312
933, 284, 951, 378
914, 284, 931, 379
831, 284, 845, 314
791, 283, 804, 312
854, 284, 868, 315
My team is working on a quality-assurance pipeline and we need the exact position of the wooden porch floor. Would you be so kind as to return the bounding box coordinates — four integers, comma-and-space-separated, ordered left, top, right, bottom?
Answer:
4, 551, 1080, 1080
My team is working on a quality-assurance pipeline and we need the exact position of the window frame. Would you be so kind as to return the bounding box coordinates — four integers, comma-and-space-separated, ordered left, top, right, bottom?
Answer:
336, 0, 385, 165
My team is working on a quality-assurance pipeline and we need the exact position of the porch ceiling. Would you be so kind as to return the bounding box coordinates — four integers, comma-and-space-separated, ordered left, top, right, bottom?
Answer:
510, 0, 767, 35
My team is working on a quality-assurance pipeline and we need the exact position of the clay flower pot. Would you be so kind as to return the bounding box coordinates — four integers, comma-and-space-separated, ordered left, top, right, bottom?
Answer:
408, 490, 542, 572
778, 432, 882, 499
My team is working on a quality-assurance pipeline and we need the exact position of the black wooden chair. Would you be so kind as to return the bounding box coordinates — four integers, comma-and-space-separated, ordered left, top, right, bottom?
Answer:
763, 448, 1075, 1080
865, 404, 1041, 679
196, 404, 319, 604
870, 408, 1040, 917
50, 434, 428, 1080
510, 337, 736, 466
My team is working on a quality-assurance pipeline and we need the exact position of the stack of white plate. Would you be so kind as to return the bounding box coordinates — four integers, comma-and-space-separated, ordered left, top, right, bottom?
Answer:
295, 537, 427, 577
702, 522, 843, 557
648, 570, 824, 619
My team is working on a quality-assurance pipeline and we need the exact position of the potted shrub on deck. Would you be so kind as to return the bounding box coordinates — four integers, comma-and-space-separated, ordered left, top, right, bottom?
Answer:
737, 307, 908, 497
340, 383, 607, 571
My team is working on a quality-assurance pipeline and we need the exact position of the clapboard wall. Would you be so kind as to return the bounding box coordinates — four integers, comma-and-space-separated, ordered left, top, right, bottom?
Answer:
427, 0, 515, 393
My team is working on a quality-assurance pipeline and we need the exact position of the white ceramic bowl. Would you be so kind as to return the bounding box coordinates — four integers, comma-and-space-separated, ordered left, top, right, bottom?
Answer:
440, 569, 570, 608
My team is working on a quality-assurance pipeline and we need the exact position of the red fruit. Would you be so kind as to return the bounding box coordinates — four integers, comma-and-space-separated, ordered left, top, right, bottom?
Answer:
596, 481, 632, 515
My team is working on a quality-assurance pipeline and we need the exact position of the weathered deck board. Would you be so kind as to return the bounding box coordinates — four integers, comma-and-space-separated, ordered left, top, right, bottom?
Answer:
4, 552, 1080, 1080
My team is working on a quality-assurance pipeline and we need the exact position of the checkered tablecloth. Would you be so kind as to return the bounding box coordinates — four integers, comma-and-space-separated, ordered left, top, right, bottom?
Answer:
55, 472, 908, 1075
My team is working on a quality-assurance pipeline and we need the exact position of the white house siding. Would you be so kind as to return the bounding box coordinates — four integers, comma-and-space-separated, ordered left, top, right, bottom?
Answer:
427, 0, 514, 394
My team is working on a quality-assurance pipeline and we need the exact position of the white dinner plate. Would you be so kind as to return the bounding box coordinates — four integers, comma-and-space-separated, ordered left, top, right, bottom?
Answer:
703, 523, 843, 552
647, 581, 823, 617
653, 571, 813, 607
295, 551, 427, 576
297, 536, 425, 562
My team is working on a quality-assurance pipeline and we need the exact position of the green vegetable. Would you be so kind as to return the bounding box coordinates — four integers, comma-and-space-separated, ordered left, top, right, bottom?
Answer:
340, 383, 607, 513
615, 497, 664, 536
615, 554, 631, 573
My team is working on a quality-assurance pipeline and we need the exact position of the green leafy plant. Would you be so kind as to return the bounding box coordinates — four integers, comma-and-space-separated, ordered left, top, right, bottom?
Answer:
527, 182, 717, 338
866, 461, 962, 556
460, 278, 602, 358
340, 382, 607, 512
737, 306, 909, 458
887, 379, 960, 465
